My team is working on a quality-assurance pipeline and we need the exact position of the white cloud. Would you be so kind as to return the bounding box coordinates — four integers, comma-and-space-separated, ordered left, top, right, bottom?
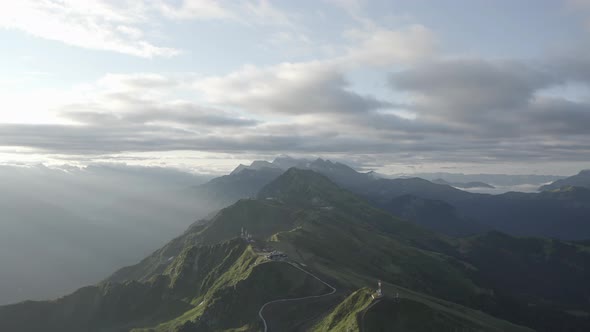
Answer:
241, 0, 297, 27
0, 0, 307, 57
324, 0, 366, 14
155, 0, 233, 20
195, 61, 389, 115
0, 0, 179, 58
194, 23, 435, 115
0, 72, 256, 130
340, 24, 436, 66
154, 0, 297, 27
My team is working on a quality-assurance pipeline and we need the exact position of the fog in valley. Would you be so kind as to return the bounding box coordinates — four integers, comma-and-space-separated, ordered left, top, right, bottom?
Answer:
0, 164, 212, 305
0, 160, 568, 305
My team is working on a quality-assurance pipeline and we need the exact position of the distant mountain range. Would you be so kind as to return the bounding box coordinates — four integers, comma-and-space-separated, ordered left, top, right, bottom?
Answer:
432, 178, 495, 189
189, 157, 590, 240
2, 168, 588, 331
540, 169, 590, 191
395, 171, 564, 187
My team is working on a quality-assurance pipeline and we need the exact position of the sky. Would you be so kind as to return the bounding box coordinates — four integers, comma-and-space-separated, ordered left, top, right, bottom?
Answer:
1, 0, 590, 175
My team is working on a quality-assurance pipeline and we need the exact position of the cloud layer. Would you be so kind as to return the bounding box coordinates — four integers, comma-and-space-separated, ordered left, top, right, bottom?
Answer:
1, 1, 589, 172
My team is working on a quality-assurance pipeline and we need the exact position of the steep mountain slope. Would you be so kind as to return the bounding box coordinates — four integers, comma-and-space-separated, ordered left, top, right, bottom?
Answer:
261, 170, 590, 331
187, 167, 284, 210
230, 160, 281, 175
387, 194, 488, 236
202, 157, 590, 240
540, 169, 590, 191
459, 231, 590, 331
0, 240, 250, 332
280, 159, 590, 240
313, 288, 532, 332
0, 239, 330, 332
186, 157, 590, 240
4, 168, 589, 331
455, 186, 590, 239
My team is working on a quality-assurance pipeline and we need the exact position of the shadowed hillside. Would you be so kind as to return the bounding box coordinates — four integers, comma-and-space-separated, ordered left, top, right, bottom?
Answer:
2, 169, 589, 331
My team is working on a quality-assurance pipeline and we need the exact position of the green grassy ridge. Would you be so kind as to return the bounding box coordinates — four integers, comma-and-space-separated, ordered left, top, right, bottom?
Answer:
138, 260, 331, 332
260, 169, 458, 254
163, 239, 250, 299
0, 277, 191, 332
125, 170, 590, 331
107, 225, 205, 283
111, 168, 457, 287
198, 261, 330, 330
4, 168, 590, 331
195, 199, 299, 246
132, 243, 261, 332
258, 167, 362, 210
108, 199, 298, 284
376, 281, 530, 332
272, 210, 481, 306
261, 170, 590, 331
91, 169, 590, 332
313, 287, 533, 332
275, 211, 590, 331
0, 239, 251, 332
311, 288, 373, 331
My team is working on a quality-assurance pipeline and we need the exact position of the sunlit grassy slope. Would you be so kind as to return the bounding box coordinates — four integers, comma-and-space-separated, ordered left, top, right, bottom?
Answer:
1, 168, 588, 331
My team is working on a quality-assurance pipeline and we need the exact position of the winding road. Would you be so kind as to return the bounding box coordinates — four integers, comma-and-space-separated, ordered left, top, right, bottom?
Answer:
258, 262, 337, 332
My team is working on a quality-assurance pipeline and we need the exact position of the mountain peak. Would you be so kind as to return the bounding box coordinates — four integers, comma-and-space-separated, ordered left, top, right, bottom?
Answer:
230, 160, 280, 175
230, 163, 248, 175
257, 168, 346, 207
272, 156, 310, 170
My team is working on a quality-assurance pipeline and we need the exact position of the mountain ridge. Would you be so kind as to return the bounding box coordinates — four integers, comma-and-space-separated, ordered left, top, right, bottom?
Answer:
540, 169, 590, 191
4, 167, 589, 331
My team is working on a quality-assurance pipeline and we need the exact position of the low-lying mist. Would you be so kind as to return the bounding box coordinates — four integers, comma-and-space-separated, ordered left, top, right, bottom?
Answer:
0, 164, 213, 305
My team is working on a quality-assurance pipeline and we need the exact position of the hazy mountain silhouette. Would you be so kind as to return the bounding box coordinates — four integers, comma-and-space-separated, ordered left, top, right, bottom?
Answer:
540, 169, 590, 191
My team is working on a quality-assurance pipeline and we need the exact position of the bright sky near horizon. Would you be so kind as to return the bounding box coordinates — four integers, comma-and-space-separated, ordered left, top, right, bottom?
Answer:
0, 0, 589, 175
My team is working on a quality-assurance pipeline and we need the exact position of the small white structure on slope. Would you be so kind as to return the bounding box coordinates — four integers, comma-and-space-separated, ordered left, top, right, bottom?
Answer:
372, 280, 383, 299
240, 227, 254, 242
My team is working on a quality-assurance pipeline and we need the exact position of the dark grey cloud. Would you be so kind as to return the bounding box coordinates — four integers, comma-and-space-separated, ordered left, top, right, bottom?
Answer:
547, 47, 590, 83
258, 73, 390, 114
2, 56, 590, 169
2, 117, 590, 166
390, 59, 558, 120
388, 57, 590, 139
197, 64, 393, 115
525, 97, 590, 135
61, 103, 258, 128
